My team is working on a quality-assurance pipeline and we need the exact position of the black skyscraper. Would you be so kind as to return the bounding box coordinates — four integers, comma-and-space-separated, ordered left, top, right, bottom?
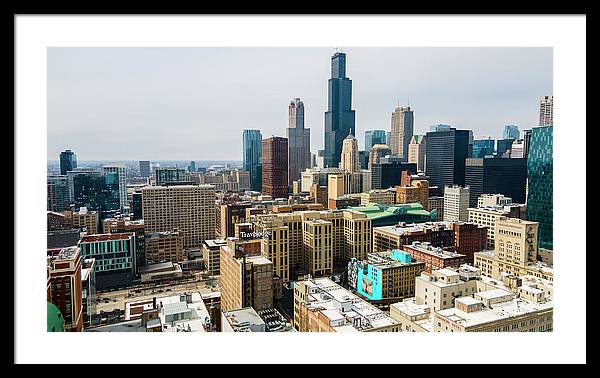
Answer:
59, 149, 77, 175
324, 52, 356, 168
496, 138, 515, 157
371, 162, 417, 189
465, 157, 528, 207
425, 128, 470, 188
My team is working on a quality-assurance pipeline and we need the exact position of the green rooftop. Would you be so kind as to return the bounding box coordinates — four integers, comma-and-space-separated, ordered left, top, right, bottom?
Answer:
348, 203, 434, 226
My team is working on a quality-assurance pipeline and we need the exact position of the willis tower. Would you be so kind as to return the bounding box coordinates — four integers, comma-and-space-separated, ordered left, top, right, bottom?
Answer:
323, 51, 356, 168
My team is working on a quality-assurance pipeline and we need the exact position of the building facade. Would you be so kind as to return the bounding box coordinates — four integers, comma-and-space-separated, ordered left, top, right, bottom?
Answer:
323, 51, 356, 168
526, 126, 553, 249
425, 128, 470, 188
443, 185, 470, 222
390, 106, 414, 161
539, 95, 553, 126
59, 149, 77, 176
465, 157, 527, 207
287, 98, 311, 188
365, 130, 387, 152
47, 246, 83, 332
407, 135, 426, 172
262, 136, 289, 199
243, 129, 263, 192
144, 230, 184, 264
142, 185, 216, 250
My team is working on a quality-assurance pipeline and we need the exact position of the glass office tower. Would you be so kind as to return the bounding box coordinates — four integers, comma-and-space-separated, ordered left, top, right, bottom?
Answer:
425, 128, 470, 188
243, 129, 263, 192
365, 130, 387, 152
59, 149, 77, 175
526, 125, 553, 249
324, 51, 356, 168
472, 138, 495, 158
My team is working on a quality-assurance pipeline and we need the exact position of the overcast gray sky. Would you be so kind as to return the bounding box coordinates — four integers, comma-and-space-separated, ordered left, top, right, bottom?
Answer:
47, 47, 552, 161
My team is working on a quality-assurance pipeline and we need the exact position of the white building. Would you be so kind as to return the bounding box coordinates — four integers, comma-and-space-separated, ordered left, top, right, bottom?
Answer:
443, 185, 470, 222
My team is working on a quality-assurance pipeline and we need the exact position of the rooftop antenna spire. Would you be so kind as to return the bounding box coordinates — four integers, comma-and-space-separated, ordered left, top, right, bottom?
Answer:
407, 96, 410, 107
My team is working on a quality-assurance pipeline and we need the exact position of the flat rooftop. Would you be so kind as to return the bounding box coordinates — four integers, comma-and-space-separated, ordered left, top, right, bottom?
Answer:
436, 296, 553, 329
375, 222, 452, 235
300, 277, 397, 331
405, 243, 466, 259
79, 233, 134, 243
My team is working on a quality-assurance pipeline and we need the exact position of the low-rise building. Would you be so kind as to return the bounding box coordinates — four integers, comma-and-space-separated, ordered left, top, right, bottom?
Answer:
221, 307, 295, 332
373, 222, 455, 253
403, 241, 467, 273
293, 277, 400, 332
360, 189, 396, 206
139, 262, 183, 283
347, 250, 425, 303
144, 230, 184, 264
47, 246, 83, 332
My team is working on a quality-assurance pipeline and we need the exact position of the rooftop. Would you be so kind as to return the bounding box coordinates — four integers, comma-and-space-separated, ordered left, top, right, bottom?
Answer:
299, 277, 397, 332
405, 242, 466, 259
79, 233, 134, 243
374, 221, 452, 235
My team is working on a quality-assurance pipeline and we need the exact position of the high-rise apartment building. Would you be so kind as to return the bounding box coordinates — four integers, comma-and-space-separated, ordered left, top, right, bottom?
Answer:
465, 157, 527, 207
262, 137, 289, 199
139, 160, 151, 178
425, 128, 470, 188
323, 51, 356, 168
243, 129, 263, 192
503, 125, 520, 140
340, 134, 359, 173
286, 98, 311, 188
102, 164, 128, 210
407, 135, 426, 172
443, 185, 470, 222
142, 184, 216, 250
526, 126, 553, 249
59, 149, 77, 176
390, 106, 414, 160
47, 246, 83, 332
364, 130, 387, 152
539, 95, 553, 126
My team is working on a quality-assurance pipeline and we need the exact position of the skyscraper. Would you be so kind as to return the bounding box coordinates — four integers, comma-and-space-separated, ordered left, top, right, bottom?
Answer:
390, 106, 414, 161
539, 95, 553, 126
472, 138, 495, 158
70, 169, 121, 216
365, 130, 387, 152
154, 167, 187, 186
139, 160, 150, 178
47, 175, 70, 212
286, 98, 311, 188
503, 125, 520, 140
341, 134, 359, 173
59, 150, 77, 175
496, 138, 515, 157
102, 164, 128, 210
425, 128, 470, 188
243, 129, 263, 192
407, 135, 426, 172
323, 51, 356, 168
526, 125, 553, 249
465, 157, 527, 207
262, 137, 289, 199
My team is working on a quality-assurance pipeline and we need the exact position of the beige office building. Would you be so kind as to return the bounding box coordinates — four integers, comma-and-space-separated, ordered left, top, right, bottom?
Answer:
474, 217, 553, 281
468, 206, 513, 249
360, 190, 396, 206
142, 184, 216, 250
72, 207, 99, 235
219, 238, 274, 312
396, 180, 429, 210
407, 135, 426, 172
341, 134, 360, 173
443, 185, 470, 222
144, 229, 184, 264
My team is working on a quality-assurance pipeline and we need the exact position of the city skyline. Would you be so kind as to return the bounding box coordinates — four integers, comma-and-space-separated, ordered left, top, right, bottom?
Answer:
47, 47, 552, 161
